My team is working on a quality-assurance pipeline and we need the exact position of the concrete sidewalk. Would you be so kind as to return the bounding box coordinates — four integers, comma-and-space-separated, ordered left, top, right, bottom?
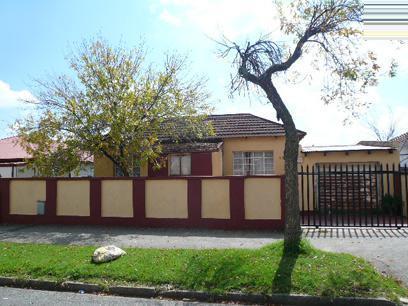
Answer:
0, 225, 407, 286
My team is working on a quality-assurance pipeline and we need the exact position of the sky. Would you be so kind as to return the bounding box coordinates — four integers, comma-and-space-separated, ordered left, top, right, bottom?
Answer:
0, 0, 407, 146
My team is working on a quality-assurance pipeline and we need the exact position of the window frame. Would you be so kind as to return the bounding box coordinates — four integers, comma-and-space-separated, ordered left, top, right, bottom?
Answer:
169, 154, 192, 176
233, 151, 274, 176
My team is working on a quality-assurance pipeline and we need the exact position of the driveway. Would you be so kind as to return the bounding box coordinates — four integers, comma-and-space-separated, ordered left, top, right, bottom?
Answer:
0, 225, 407, 286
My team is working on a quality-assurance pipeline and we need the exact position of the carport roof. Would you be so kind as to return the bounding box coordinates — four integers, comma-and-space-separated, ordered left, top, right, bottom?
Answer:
301, 144, 395, 153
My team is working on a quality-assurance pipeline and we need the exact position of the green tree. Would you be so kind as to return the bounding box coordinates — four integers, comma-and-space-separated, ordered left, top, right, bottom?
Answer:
220, 0, 392, 248
15, 39, 212, 176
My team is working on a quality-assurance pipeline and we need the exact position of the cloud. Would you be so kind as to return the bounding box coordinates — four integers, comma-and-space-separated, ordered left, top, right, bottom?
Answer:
156, 0, 279, 39
159, 9, 182, 27
0, 80, 35, 108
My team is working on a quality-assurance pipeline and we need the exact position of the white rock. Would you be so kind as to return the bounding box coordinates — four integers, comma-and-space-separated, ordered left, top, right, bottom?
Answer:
92, 245, 126, 263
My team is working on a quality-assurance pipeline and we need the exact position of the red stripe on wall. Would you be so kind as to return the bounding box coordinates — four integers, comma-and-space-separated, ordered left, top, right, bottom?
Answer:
45, 179, 57, 217
188, 178, 201, 221
0, 179, 10, 221
90, 179, 101, 218
229, 177, 245, 225
133, 179, 145, 222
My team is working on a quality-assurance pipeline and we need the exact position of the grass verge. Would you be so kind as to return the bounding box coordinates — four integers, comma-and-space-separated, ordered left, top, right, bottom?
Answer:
0, 240, 406, 302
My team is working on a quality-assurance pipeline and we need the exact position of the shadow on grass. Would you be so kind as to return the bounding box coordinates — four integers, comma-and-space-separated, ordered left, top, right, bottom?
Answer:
271, 241, 301, 294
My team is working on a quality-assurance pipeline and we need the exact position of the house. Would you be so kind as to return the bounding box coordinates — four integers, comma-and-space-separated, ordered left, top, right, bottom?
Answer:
94, 113, 306, 177
301, 143, 399, 170
0, 136, 94, 178
391, 132, 408, 167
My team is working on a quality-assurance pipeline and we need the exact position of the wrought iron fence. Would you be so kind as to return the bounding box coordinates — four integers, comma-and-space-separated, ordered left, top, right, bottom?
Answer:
299, 164, 408, 228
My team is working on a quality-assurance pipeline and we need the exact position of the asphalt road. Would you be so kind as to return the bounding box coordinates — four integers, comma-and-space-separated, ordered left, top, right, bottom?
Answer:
0, 287, 226, 306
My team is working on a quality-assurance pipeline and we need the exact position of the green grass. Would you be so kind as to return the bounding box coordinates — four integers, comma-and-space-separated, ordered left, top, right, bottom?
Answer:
0, 240, 406, 302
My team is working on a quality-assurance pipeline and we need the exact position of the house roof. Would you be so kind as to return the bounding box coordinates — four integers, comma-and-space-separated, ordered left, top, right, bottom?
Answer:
0, 136, 31, 161
0, 136, 93, 163
358, 140, 395, 148
391, 132, 408, 144
302, 144, 395, 153
205, 113, 306, 139
162, 142, 223, 154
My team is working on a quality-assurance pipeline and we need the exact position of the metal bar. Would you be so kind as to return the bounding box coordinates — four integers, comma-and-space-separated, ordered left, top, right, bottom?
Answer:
405, 165, 408, 227
386, 164, 391, 227
380, 164, 385, 227
351, 164, 356, 226
340, 164, 344, 226
306, 165, 311, 226
328, 164, 332, 226
363, 164, 368, 226
399, 164, 403, 227
323, 164, 327, 226
317, 164, 321, 228
369, 164, 374, 226
346, 164, 350, 227
357, 164, 362, 227
334, 164, 339, 226
312, 165, 316, 227
301, 165, 305, 225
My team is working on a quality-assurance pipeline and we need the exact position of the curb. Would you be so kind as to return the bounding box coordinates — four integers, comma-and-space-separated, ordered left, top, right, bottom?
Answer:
0, 276, 398, 306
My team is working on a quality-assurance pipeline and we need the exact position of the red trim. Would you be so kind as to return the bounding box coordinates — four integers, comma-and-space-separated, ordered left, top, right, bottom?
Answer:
133, 179, 145, 221
0, 179, 10, 221
229, 177, 245, 225
45, 180, 57, 217
89, 180, 101, 218
188, 178, 201, 221
191, 152, 212, 176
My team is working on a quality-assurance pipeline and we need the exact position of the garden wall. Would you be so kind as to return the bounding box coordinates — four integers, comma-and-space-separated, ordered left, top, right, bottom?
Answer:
0, 176, 284, 230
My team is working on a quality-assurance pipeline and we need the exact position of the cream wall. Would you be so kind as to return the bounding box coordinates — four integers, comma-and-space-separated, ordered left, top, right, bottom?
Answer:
145, 180, 188, 218
223, 136, 286, 175
101, 180, 133, 217
57, 180, 90, 216
211, 150, 223, 176
201, 179, 230, 219
244, 178, 281, 219
10, 180, 46, 215
94, 155, 114, 177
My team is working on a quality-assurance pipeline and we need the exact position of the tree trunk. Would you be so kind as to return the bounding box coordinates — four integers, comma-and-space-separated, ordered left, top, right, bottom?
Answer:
261, 80, 301, 250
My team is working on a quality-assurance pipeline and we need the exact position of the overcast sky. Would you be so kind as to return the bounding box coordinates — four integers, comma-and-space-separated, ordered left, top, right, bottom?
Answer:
1, 0, 407, 145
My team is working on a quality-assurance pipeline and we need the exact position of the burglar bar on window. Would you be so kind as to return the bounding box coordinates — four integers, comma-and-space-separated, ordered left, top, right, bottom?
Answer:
363, 1, 408, 39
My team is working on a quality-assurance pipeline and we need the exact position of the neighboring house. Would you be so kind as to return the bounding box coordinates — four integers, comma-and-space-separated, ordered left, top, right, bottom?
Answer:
302, 144, 400, 170
0, 136, 94, 178
391, 132, 408, 167
94, 113, 307, 177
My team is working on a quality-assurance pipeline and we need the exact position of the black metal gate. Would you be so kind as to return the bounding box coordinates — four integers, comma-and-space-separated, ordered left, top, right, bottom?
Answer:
299, 164, 408, 228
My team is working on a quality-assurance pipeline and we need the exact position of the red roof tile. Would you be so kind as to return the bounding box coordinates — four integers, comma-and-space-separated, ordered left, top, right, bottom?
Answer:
0, 136, 31, 161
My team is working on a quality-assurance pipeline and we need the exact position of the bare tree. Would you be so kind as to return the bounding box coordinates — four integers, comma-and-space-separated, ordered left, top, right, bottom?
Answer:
366, 106, 397, 141
219, 0, 389, 249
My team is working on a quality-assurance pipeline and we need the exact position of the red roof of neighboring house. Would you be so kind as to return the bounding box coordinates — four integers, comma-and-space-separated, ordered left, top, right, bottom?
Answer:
0, 136, 93, 163
0, 136, 31, 161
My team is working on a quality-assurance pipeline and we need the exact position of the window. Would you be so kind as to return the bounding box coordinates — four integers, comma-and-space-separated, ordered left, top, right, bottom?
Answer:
115, 164, 140, 177
170, 154, 191, 175
233, 152, 273, 175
